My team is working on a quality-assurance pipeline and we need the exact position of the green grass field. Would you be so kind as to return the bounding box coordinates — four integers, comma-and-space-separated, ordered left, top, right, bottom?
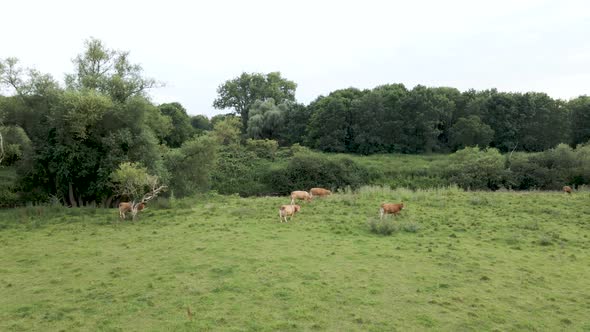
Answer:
1, 187, 589, 331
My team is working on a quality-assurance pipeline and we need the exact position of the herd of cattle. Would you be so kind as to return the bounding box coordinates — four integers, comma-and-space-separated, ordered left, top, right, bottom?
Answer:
118, 185, 576, 221
278, 187, 405, 223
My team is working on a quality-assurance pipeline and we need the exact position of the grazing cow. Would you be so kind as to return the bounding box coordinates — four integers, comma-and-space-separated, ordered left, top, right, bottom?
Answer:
290, 191, 312, 204
563, 186, 573, 194
119, 202, 146, 220
379, 202, 404, 219
279, 204, 301, 223
310, 187, 332, 198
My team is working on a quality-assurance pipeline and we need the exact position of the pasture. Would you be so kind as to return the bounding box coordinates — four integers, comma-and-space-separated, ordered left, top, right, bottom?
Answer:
1, 187, 589, 331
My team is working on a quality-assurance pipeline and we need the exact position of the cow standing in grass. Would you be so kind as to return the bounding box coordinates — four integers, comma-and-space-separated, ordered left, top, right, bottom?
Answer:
379, 202, 404, 219
310, 187, 332, 198
290, 191, 312, 204
279, 204, 301, 223
119, 202, 146, 221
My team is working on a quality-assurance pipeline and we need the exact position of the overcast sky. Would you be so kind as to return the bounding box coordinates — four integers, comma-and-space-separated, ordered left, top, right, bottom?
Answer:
3, 0, 589, 116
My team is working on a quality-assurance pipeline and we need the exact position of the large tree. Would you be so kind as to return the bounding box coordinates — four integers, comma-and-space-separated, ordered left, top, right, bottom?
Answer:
306, 88, 365, 153
213, 72, 296, 129
65, 38, 159, 103
246, 98, 287, 141
2, 41, 169, 206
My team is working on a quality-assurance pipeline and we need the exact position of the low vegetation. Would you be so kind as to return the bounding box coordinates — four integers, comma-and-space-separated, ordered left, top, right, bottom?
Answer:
1, 187, 589, 331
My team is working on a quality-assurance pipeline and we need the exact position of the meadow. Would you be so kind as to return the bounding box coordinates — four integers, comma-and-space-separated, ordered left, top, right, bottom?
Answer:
1, 187, 589, 331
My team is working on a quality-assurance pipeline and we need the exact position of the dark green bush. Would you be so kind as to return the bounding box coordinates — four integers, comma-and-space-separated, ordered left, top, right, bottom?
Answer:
264, 153, 371, 194
210, 148, 274, 196
0, 188, 20, 208
245, 139, 278, 160
446, 147, 505, 190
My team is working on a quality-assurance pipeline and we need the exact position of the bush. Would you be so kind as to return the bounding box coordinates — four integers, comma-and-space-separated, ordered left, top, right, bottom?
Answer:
400, 222, 421, 233
447, 147, 505, 190
245, 139, 278, 160
0, 188, 20, 208
211, 147, 274, 196
264, 152, 371, 195
505, 144, 590, 190
0, 125, 32, 166
367, 217, 399, 235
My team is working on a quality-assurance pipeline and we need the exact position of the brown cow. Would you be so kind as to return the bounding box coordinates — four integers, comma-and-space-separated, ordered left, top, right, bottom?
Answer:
380, 202, 404, 219
310, 187, 332, 198
290, 191, 312, 204
119, 202, 146, 220
279, 204, 301, 223
563, 186, 573, 194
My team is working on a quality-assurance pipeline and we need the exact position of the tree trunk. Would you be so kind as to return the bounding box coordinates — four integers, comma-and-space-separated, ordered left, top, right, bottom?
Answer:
104, 195, 114, 208
68, 183, 77, 207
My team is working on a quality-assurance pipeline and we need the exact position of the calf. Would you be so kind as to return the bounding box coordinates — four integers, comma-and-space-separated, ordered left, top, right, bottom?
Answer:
119, 202, 146, 220
310, 187, 332, 198
290, 191, 312, 204
563, 186, 573, 194
380, 202, 404, 219
279, 204, 301, 223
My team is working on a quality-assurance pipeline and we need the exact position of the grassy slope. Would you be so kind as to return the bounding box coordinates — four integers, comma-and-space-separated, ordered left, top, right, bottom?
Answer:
1, 188, 589, 331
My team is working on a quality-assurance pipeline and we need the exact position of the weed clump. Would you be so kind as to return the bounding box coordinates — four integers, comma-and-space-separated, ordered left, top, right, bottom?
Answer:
367, 217, 399, 235
367, 218, 420, 235
538, 236, 553, 246
401, 222, 421, 233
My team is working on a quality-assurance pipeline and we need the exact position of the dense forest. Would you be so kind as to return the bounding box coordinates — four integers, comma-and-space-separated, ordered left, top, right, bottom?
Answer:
1, 39, 590, 206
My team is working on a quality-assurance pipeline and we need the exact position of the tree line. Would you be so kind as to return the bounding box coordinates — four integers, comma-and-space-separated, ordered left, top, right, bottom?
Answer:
1, 38, 589, 206
213, 76, 589, 154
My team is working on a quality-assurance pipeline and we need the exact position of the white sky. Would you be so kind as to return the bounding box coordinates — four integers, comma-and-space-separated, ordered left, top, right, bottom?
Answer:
2, 0, 589, 116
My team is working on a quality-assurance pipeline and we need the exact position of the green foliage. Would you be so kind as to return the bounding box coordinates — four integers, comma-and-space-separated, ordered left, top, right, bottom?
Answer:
522, 144, 579, 189
211, 147, 272, 196
281, 103, 311, 146
110, 162, 159, 201
0, 125, 31, 165
246, 98, 286, 141
213, 72, 297, 129
212, 116, 242, 146
367, 217, 399, 235
158, 102, 194, 147
0, 167, 19, 207
165, 135, 218, 197
306, 88, 364, 152
449, 115, 494, 150
244, 139, 278, 160
65, 38, 158, 102
447, 147, 505, 190
265, 152, 370, 194
0, 187, 19, 207
569, 96, 590, 146
190, 114, 212, 133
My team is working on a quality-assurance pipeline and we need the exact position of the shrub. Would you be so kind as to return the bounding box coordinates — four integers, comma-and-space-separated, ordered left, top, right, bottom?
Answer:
0, 187, 20, 208
264, 152, 371, 195
245, 139, 278, 160
447, 147, 505, 190
400, 222, 421, 233
211, 148, 274, 196
367, 217, 399, 235
0, 125, 32, 166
